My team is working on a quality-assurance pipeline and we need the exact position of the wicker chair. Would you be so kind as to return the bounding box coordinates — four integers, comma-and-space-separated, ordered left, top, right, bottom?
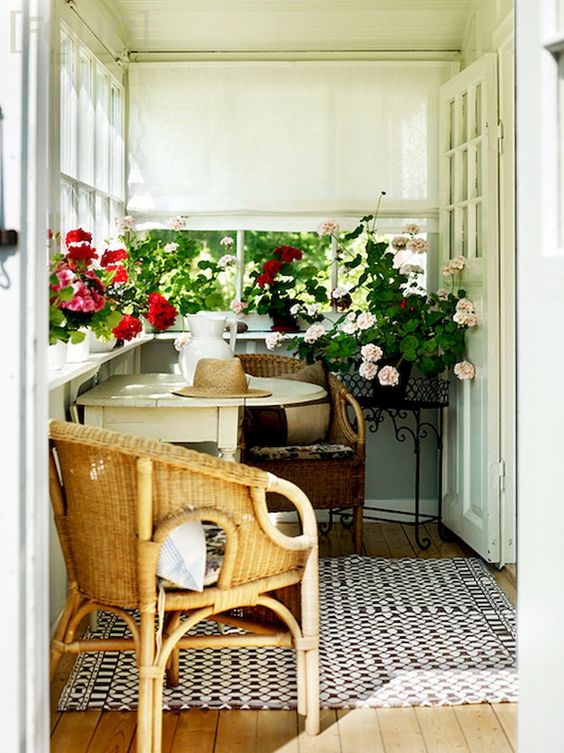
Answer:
48, 420, 319, 753
238, 354, 366, 552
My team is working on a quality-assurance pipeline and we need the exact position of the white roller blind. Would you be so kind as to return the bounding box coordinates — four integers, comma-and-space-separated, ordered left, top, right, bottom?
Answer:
127, 61, 452, 226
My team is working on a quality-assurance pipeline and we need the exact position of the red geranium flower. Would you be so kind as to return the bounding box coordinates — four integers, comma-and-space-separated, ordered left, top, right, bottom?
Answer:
400, 298, 407, 309
274, 245, 303, 263
65, 228, 92, 246
262, 259, 283, 276
112, 314, 142, 341
257, 272, 275, 288
106, 264, 128, 284
65, 243, 98, 269
100, 247, 128, 267
145, 292, 178, 330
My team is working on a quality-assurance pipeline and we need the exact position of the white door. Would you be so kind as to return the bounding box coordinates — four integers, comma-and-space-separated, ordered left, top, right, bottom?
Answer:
439, 54, 501, 562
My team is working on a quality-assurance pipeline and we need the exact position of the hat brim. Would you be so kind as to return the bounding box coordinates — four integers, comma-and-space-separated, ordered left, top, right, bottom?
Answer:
171, 387, 272, 399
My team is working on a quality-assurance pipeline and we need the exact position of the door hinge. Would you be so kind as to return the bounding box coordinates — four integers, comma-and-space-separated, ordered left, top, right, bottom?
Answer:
498, 459, 506, 491
497, 120, 504, 155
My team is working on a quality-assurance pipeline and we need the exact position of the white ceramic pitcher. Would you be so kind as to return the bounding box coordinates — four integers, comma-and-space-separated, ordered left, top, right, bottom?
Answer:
178, 313, 238, 385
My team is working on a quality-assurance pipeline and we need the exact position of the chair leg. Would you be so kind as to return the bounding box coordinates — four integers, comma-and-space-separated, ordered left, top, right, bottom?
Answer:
151, 665, 166, 753
352, 506, 364, 553
165, 613, 181, 687
296, 649, 307, 716
305, 648, 320, 735
137, 611, 156, 753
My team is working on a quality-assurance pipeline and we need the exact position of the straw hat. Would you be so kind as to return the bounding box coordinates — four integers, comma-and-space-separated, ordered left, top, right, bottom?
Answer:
172, 357, 272, 399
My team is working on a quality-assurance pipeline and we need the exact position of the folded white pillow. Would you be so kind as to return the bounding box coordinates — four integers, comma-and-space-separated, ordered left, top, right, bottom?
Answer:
157, 520, 207, 591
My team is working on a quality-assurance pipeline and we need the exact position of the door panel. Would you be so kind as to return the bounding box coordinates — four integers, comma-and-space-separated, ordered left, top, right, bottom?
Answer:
439, 54, 501, 562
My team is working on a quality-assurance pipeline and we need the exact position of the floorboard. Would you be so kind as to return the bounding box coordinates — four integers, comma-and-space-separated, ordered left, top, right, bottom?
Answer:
50, 520, 518, 753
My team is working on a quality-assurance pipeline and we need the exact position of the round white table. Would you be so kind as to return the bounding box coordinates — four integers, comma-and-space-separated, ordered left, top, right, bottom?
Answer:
75, 372, 326, 461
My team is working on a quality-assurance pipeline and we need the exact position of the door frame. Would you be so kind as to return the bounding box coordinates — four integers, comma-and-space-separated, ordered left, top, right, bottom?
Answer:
0, 0, 51, 750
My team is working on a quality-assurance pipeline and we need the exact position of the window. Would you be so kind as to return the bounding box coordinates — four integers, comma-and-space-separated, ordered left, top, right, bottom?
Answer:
59, 25, 125, 248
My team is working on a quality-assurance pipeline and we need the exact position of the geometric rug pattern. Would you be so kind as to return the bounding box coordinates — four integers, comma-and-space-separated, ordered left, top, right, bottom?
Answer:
58, 556, 517, 711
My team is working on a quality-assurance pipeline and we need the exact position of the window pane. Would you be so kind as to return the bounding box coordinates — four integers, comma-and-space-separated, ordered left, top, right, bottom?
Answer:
110, 86, 124, 199
60, 181, 77, 238
95, 194, 110, 250
60, 31, 77, 178
78, 188, 94, 232
95, 67, 110, 193
78, 51, 94, 185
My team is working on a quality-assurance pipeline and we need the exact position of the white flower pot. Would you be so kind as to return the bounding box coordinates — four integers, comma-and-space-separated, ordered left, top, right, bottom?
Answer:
89, 330, 116, 353
48, 342, 67, 371
66, 332, 90, 363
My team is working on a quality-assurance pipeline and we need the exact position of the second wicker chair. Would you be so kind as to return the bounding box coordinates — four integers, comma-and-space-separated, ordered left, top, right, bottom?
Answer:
238, 354, 366, 552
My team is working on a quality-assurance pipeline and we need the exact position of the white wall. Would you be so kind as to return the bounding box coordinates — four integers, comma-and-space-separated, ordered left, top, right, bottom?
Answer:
461, 0, 513, 68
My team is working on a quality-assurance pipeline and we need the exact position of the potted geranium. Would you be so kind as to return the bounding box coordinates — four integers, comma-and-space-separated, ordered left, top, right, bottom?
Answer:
266, 205, 477, 392
112, 216, 236, 323
243, 245, 328, 331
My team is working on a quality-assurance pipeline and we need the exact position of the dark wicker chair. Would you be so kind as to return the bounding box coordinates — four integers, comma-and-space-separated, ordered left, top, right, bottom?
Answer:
238, 354, 366, 552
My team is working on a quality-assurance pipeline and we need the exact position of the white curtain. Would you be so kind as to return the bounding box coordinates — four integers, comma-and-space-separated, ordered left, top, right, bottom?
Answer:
127, 61, 452, 229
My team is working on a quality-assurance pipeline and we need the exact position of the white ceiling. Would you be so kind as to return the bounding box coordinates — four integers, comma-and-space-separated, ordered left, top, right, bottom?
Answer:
109, 0, 475, 55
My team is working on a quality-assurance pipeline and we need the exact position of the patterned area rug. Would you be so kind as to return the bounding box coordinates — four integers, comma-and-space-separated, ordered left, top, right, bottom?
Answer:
58, 556, 517, 711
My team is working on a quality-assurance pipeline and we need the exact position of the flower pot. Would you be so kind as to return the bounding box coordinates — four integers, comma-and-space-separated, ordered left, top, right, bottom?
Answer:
66, 331, 90, 363
371, 360, 413, 407
270, 313, 300, 333
48, 342, 67, 371
88, 330, 116, 353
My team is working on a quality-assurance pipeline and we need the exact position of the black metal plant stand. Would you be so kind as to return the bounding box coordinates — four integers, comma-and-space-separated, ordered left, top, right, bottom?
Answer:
344, 374, 450, 550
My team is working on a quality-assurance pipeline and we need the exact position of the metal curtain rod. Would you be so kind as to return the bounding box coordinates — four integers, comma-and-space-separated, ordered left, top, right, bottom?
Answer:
130, 48, 460, 55
65, 0, 127, 64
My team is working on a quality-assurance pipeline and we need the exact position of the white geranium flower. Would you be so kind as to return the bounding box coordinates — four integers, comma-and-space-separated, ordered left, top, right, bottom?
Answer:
360, 343, 383, 363
451, 255, 465, 270
436, 288, 449, 300
357, 312, 376, 330
453, 311, 478, 327
404, 223, 420, 235
174, 333, 192, 352
455, 298, 475, 313
304, 323, 325, 343
230, 299, 246, 316
317, 220, 340, 237
359, 360, 378, 380
306, 303, 320, 316
265, 332, 285, 350
331, 286, 349, 299
442, 255, 466, 276
115, 215, 136, 232
391, 235, 409, 250
218, 254, 237, 268
378, 365, 400, 387
219, 236, 234, 247
454, 361, 476, 380
164, 242, 178, 253
289, 303, 302, 316
340, 311, 357, 334
400, 263, 424, 276
406, 238, 429, 254
169, 215, 188, 230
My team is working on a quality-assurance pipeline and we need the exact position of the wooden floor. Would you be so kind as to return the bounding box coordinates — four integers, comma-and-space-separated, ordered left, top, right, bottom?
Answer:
50, 521, 517, 753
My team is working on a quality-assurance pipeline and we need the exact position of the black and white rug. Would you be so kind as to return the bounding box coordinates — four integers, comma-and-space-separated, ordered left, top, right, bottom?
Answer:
58, 556, 517, 711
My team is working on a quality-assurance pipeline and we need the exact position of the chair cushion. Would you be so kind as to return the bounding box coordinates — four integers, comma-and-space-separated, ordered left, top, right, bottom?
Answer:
249, 442, 355, 461
158, 522, 226, 591
244, 361, 330, 446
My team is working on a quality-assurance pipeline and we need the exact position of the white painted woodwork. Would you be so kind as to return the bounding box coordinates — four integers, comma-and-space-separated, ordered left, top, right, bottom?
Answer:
516, 0, 564, 750
110, 0, 475, 55
439, 54, 501, 562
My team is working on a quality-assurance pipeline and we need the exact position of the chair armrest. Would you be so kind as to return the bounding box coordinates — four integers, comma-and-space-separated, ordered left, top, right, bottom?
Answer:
327, 375, 366, 453
249, 474, 318, 553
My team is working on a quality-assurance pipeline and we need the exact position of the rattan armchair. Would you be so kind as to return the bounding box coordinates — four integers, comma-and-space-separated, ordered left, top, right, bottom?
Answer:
49, 420, 319, 753
238, 354, 366, 552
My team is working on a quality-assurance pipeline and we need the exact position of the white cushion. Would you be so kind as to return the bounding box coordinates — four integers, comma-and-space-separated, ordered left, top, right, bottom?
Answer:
157, 520, 206, 591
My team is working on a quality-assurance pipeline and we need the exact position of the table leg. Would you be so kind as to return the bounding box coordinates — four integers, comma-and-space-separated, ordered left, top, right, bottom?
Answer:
217, 405, 241, 462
